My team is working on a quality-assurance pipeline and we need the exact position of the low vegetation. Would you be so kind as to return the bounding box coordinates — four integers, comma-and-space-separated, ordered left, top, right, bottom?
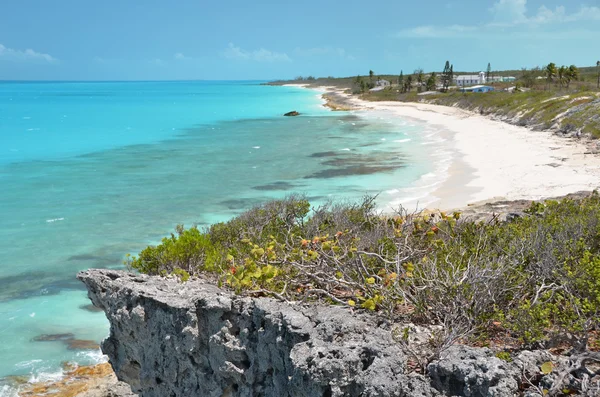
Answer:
128, 195, 600, 363
384, 90, 600, 137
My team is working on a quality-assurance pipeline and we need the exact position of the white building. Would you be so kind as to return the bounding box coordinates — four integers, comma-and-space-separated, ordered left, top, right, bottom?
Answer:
375, 79, 390, 87
455, 72, 516, 86
455, 72, 486, 86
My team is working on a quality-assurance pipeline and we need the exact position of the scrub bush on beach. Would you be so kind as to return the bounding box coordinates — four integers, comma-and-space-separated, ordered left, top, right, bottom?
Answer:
127, 193, 600, 362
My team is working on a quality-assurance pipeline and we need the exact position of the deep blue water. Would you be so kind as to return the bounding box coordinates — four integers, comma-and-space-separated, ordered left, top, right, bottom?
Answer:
0, 81, 437, 392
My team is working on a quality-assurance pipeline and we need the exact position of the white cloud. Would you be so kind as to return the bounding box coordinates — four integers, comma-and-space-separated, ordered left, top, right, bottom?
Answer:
489, 0, 527, 23
293, 47, 355, 60
174, 52, 190, 60
396, 1, 600, 38
0, 44, 57, 63
222, 43, 291, 62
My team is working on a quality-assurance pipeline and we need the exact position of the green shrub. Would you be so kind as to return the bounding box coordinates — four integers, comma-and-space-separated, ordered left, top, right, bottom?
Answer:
128, 192, 600, 352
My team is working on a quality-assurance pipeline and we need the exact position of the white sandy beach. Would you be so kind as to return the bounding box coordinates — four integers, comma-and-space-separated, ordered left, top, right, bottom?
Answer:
289, 85, 600, 210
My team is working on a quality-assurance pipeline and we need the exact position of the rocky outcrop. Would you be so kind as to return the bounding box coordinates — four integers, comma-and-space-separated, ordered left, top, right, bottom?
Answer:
284, 111, 300, 116
78, 270, 436, 397
428, 346, 519, 396
79, 269, 580, 397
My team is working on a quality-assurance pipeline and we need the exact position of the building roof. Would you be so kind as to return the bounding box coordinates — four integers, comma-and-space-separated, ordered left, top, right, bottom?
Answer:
456, 74, 483, 80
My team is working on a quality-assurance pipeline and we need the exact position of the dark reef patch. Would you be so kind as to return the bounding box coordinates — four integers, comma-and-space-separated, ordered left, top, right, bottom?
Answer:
252, 181, 301, 191
220, 198, 264, 210
33, 333, 100, 351
305, 165, 401, 179
309, 151, 340, 158
33, 333, 75, 342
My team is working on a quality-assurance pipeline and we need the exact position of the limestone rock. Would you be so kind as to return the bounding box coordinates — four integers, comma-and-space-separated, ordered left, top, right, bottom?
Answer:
284, 111, 300, 116
427, 345, 520, 396
78, 269, 436, 397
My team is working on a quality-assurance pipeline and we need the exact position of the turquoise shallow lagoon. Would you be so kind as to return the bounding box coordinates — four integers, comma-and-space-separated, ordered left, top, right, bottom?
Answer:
0, 81, 438, 389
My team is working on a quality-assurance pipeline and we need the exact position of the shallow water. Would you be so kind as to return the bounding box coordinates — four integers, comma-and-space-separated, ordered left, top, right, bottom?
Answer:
0, 81, 441, 387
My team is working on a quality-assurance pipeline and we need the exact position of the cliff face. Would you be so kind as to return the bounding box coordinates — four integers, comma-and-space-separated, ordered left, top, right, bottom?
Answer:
79, 270, 563, 397
78, 270, 435, 397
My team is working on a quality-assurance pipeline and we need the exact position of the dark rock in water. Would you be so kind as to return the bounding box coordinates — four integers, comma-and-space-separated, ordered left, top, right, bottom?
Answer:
252, 181, 300, 191
33, 332, 100, 351
66, 339, 100, 351
80, 303, 104, 312
33, 333, 75, 342
284, 110, 300, 116
309, 151, 338, 158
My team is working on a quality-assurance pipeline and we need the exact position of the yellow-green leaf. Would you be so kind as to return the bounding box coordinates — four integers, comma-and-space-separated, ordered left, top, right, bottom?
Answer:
362, 298, 377, 310
366, 277, 375, 284
541, 361, 553, 375
347, 300, 356, 307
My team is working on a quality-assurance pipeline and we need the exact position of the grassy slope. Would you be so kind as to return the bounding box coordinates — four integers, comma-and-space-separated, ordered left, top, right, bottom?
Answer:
366, 89, 600, 137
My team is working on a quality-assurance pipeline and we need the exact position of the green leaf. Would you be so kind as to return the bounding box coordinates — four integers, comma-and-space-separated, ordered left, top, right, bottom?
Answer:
541, 361, 553, 375
366, 277, 375, 284
362, 298, 377, 310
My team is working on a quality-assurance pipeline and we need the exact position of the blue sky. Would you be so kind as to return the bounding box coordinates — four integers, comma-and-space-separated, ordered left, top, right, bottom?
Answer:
0, 0, 598, 80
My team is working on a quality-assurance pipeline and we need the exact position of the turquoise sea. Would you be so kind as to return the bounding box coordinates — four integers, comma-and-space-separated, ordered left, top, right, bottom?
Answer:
0, 81, 444, 392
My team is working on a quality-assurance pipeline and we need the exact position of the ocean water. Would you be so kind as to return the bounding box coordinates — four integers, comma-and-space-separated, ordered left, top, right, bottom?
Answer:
0, 81, 446, 391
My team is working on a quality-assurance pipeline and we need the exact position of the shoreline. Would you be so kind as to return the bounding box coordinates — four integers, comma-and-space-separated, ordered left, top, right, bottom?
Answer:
10, 83, 600, 396
287, 84, 600, 210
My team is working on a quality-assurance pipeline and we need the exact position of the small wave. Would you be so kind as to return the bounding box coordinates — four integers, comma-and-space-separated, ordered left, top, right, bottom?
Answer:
393, 138, 411, 143
14, 360, 43, 369
341, 148, 351, 151
0, 385, 19, 397
380, 138, 386, 141
28, 369, 64, 384
252, 146, 261, 149
29, 312, 35, 318
46, 218, 64, 223
26, 128, 40, 131
22, 117, 31, 120
75, 348, 107, 365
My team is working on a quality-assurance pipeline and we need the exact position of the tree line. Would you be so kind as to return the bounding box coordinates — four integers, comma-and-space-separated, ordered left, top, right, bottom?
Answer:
353, 59, 598, 94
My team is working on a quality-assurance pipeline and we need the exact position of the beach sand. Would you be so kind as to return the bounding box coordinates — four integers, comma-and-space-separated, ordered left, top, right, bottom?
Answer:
294, 85, 600, 211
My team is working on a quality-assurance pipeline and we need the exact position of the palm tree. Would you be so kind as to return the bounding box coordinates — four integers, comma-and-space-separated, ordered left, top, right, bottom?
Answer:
369, 70, 374, 84
557, 65, 567, 88
596, 61, 599, 89
566, 65, 579, 89
545, 63, 557, 89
